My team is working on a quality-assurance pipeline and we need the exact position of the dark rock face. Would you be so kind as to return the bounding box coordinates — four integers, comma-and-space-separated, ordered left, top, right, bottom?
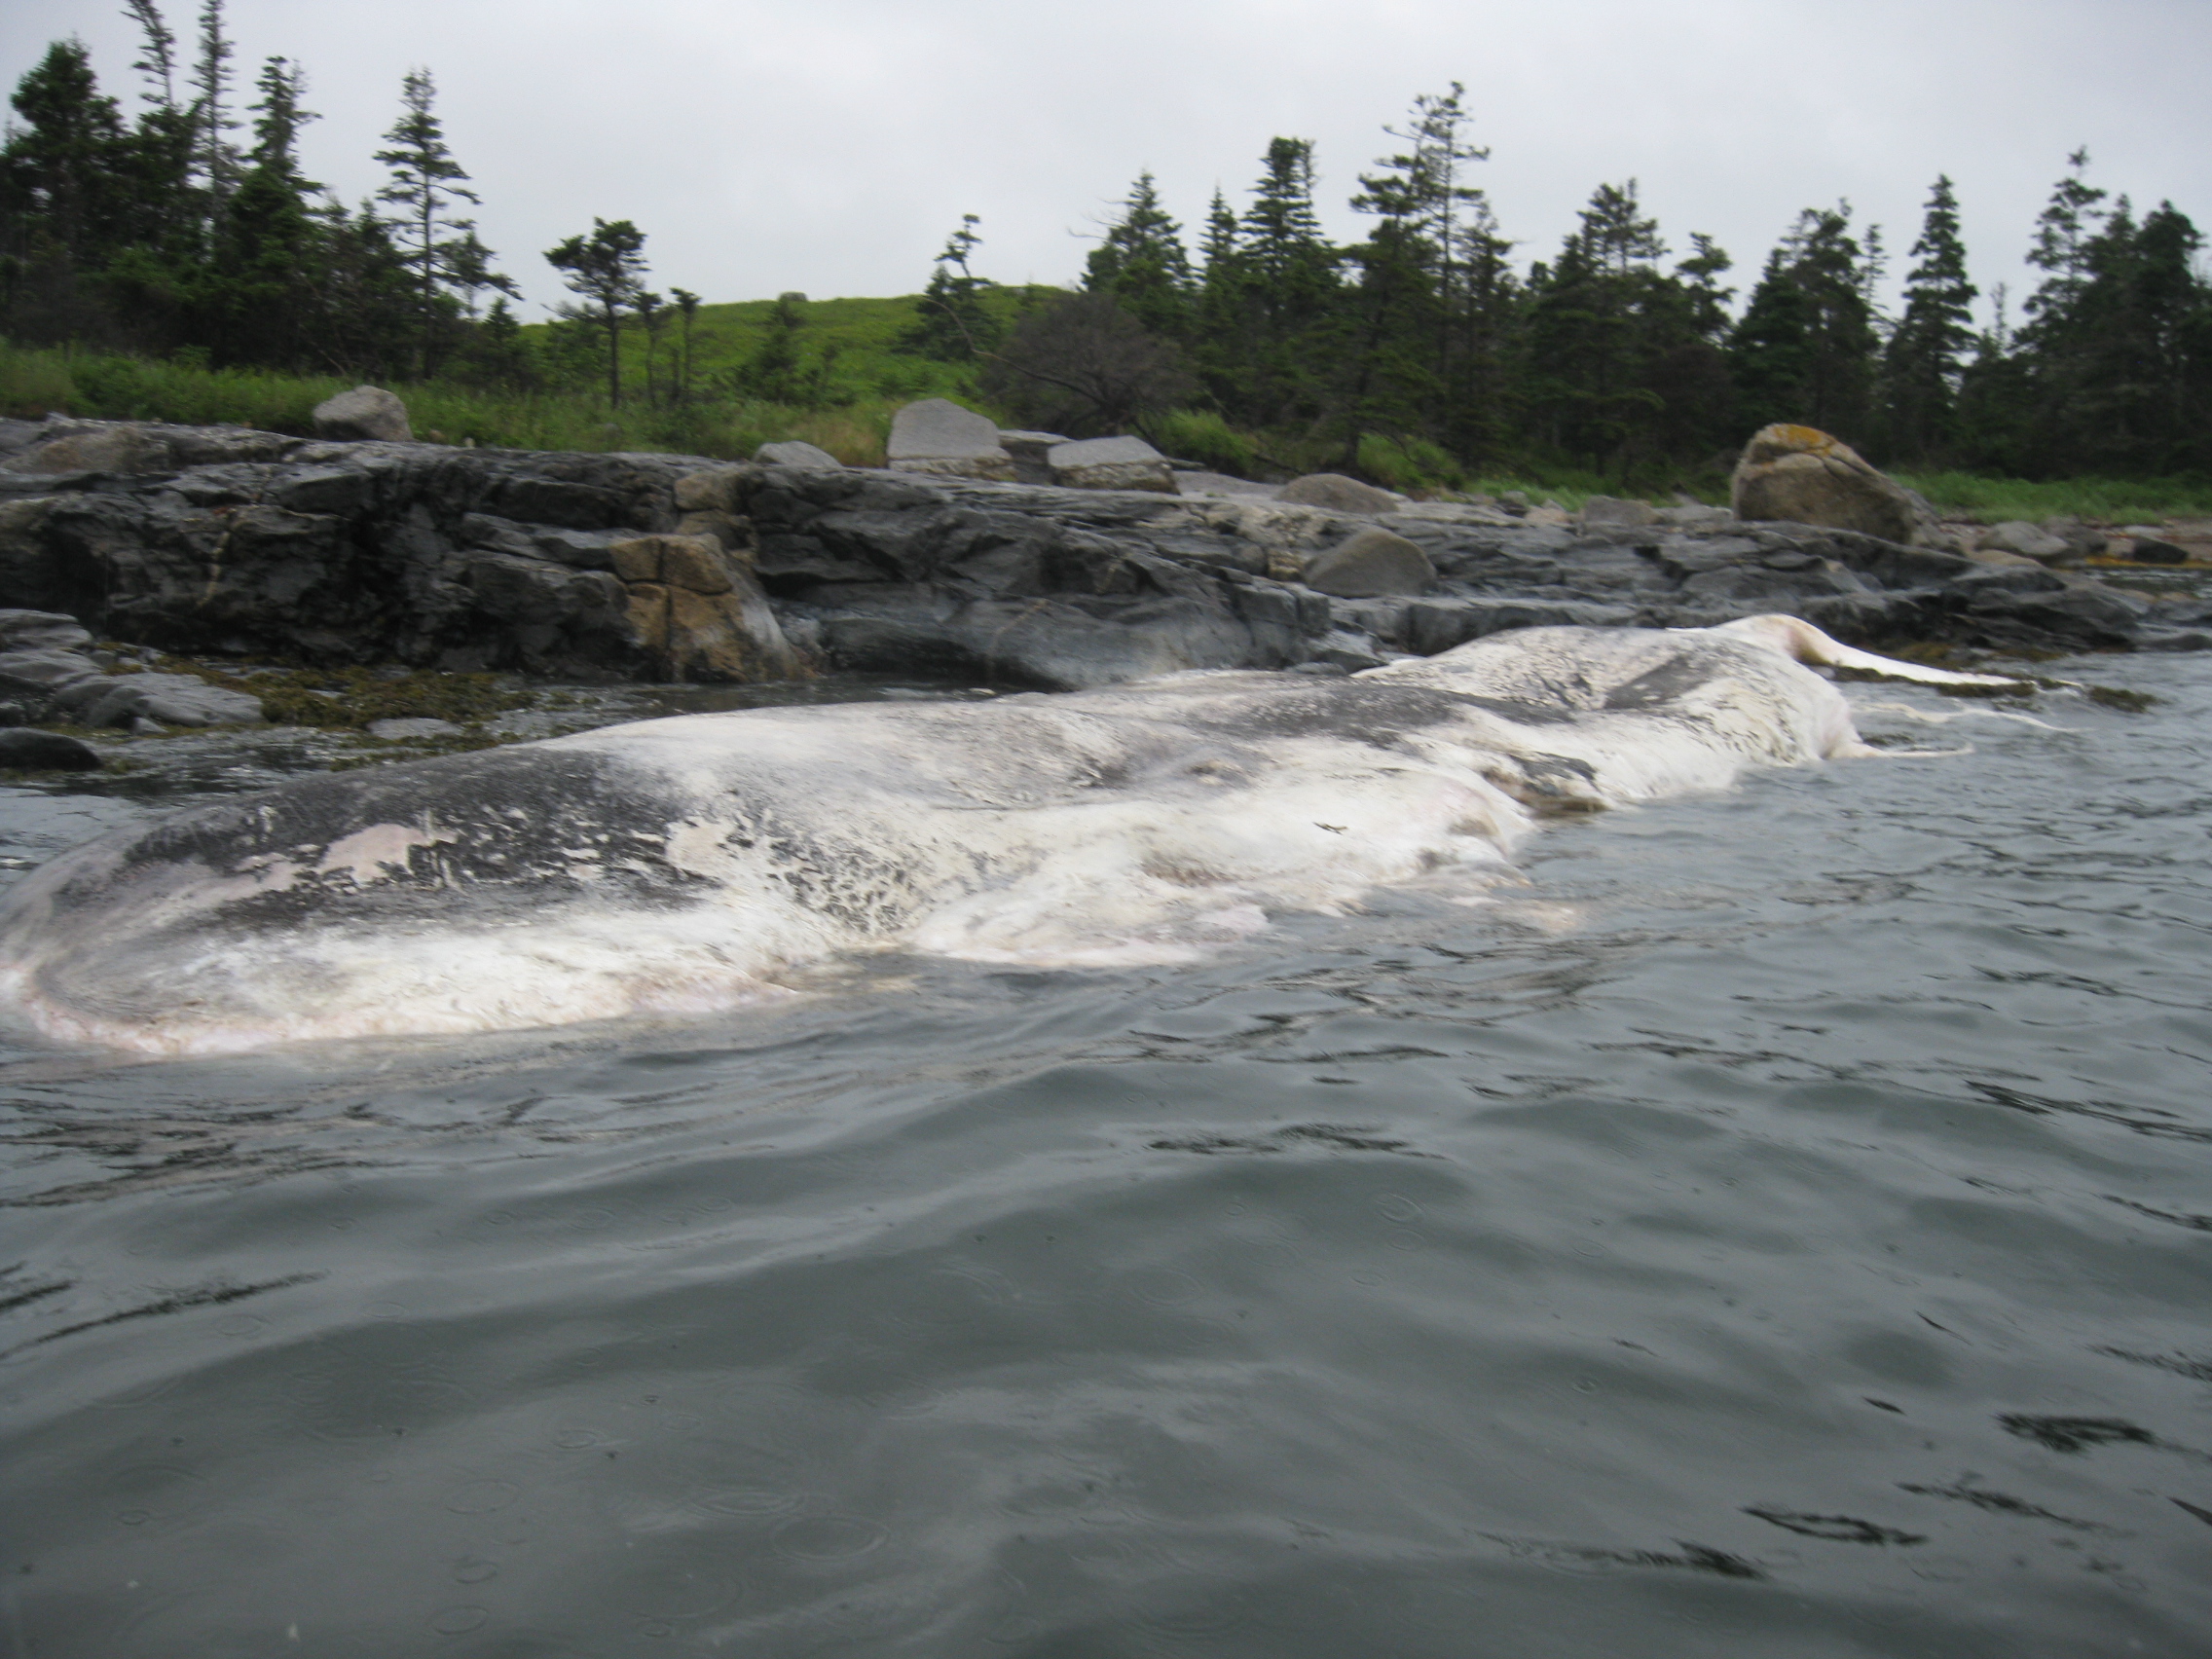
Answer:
0, 419, 787, 680
0, 416, 2195, 692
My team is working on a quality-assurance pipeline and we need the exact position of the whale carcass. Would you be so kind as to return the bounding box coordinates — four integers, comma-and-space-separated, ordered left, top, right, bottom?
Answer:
0, 617, 2015, 1054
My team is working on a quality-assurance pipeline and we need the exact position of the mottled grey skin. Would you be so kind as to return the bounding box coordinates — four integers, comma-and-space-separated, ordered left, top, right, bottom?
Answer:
0, 622, 1946, 1053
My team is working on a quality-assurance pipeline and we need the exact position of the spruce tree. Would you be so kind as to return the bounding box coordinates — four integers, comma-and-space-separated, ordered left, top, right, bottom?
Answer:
1524, 180, 1701, 469
189, 0, 240, 221
1729, 204, 1879, 440
1879, 175, 1977, 461
1236, 138, 1340, 424
376, 66, 503, 376
186, 54, 321, 367
123, 0, 179, 109
1083, 172, 1193, 339
903, 214, 996, 359
546, 216, 647, 405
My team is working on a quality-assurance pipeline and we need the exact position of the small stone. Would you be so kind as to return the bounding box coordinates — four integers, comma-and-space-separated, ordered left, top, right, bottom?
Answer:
1301, 528, 1435, 598
1653, 503, 1733, 530
0, 727, 99, 770
0, 610, 92, 653
1980, 521, 2074, 563
753, 441, 842, 469
1580, 495, 1658, 528
81, 673, 266, 728
367, 717, 462, 740
2128, 538, 2189, 565
1277, 473, 1399, 515
312, 386, 412, 443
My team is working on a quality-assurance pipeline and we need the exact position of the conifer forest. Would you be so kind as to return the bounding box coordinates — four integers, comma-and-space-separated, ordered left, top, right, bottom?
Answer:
5, 7, 2209, 490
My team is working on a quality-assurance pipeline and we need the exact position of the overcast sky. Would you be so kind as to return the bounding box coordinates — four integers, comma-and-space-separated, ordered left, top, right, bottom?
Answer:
8, 0, 2209, 328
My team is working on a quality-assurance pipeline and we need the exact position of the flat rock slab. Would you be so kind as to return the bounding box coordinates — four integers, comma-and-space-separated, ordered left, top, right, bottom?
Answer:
1047, 435, 1176, 494
81, 674, 267, 729
887, 399, 1014, 482
1302, 528, 1435, 597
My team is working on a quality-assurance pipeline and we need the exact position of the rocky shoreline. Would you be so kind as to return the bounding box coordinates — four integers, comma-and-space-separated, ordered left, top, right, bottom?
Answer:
0, 412, 2204, 760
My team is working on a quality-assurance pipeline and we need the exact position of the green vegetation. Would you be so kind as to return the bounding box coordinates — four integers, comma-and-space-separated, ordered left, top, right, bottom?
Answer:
5, 19, 2208, 513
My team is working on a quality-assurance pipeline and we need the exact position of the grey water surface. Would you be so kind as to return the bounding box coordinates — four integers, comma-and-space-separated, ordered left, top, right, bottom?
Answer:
1, 655, 2209, 1658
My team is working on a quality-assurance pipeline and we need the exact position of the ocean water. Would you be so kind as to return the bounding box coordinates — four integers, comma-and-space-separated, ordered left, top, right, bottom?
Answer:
1, 650, 2209, 1658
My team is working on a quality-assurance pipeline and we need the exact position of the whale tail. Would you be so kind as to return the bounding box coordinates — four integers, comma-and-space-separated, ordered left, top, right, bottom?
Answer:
1711, 614, 2031, 692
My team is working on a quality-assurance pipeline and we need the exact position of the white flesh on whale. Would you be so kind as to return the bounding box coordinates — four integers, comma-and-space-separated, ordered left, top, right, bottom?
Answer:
0, 618, 1994, 1054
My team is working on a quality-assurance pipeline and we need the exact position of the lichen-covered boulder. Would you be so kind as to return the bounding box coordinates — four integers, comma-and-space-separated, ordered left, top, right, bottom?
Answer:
1730, 424, 1937, 545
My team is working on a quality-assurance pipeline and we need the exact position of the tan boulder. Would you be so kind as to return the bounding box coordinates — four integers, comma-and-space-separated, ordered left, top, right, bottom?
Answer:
1730, 424, 1938, 545
617, 536, 801, 681
673, 467, 748, 513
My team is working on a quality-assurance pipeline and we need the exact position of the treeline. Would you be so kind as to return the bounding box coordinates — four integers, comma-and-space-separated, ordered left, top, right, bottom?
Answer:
8, 19, 2210, 485
942, 88, 2212, 482
0, 5, 697, 400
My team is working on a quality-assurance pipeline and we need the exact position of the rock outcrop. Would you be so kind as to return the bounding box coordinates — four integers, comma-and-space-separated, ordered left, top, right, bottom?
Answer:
0, 415, 2200, 701
1732, 424, 1940, 546
0, 417, 796, 682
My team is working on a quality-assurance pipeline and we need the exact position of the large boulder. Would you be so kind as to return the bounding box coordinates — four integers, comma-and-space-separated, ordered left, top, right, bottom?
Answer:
313, 386, 412, 443
1046, 435, 1177, 494
1278, 473, 1398, 515
1730, 424, 1938, 546
1301, 528, 1435, 598
885, 399, 1014, 482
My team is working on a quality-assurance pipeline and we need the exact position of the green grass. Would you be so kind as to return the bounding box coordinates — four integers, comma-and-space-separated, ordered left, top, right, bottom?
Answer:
0, 339, 928, 464
12, 328, 2212, 526
1892, 471, 2212, 525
